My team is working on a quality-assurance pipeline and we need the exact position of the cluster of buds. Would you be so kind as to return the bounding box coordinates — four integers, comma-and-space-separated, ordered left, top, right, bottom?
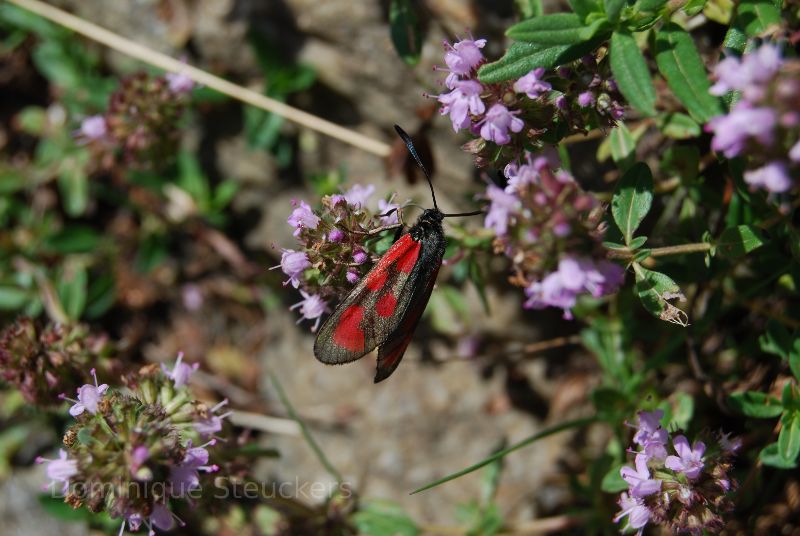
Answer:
77, 71, 194, 170
0, 318, 113, 406
483, 151, 622, 318
278, 184, 401, 330
615, 410, 739, 535
706, 43, 799, 193
432, 35, 625, 168
38, 355, 231, 534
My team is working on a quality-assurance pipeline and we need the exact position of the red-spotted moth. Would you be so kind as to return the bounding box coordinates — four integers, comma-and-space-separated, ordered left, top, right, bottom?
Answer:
314, 125, 482, 382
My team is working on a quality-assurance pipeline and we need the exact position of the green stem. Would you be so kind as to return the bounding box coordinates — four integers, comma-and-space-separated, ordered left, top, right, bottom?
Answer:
269, 373, 344, 485
610, 242, 712, 260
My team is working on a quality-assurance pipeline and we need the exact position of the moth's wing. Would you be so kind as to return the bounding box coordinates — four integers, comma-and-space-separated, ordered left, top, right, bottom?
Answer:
373, 263, 440, 383
314, 234, 423, 365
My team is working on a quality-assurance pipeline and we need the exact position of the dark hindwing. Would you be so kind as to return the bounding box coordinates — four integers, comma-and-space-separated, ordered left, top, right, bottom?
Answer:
314, 234, 424, 365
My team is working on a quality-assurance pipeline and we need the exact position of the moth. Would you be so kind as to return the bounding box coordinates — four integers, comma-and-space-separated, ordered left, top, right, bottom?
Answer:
314, 125, 481, 382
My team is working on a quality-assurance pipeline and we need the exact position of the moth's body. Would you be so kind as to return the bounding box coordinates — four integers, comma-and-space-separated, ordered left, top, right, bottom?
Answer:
313, 209, 445, 382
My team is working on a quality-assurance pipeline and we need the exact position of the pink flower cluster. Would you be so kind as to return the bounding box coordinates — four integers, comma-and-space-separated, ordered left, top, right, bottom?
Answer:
280, 184, 401, 330
707, 44, 800, 193
483, 151, 621, 318
615, 410, 739, 535
432, 36, 625, 168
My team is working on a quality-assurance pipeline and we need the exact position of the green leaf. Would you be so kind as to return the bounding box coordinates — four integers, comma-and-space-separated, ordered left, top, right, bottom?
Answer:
479, 39, 601, 83
728, 391, 783, 418
601, 463, 628, 492
57, 263, 87, 321
0, 286, 29, 310
611, 162, 653, 245
569, 0, 602, 20
759, 320, 793, 359
389, 0, 424, 66
353, 500, 419, 536
638, 0, 668, 11
507, 14, 608, 45
778, 411, 800, 463
43, 226, 102, 254
722, 25, 747, 54
735, 0, 781, 37
605, 0, 627, 22
602, 241, 628, 251
656, 113, 700, 139
516, 0, 544, 18
760, 442, 798, 469
58, 152, 90, 217
633, 264, 685, 321
609, 122, 636, 170
610, 31, 656, 117
716, 225, 766, 258
411, 416, 597, 494
654, 23, 723, 123
683, 0, 707, 15
628, 236, 648, 250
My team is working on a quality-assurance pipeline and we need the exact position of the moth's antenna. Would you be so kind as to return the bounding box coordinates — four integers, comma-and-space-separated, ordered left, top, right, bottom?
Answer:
394, 125, 438, 211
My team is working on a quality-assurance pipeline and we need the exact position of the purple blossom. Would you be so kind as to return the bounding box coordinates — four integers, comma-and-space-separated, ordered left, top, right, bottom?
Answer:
328, 228, 345, 242
170, 440, 219, 497
614, 492, 650, 534
150, 503, 177, 531
442, 36, 486, 87
288, 200, 321, 236
67, 368, 108, 416
710, 44, 782, 100
130, 445, 150, 478
483, 184, 520, 236
181, 283, 204, 311
665, 435, 706, 479
352, 250, 368, 265
437, 80, 485, 132
78, 115, 107, 141
165, 72, 195, 94
621, 453, 662, 497
378, 199, 400, 225
554, 94, 568, 110
479, 104, 524, 145
161, 352, 198, 388
37, 449, 78, 494
524, 257, 624, 319
194, 399, 232, 438
632, 409, 668, 461
707, 104, 777, 158
343, 184, 375, 208
513, 68, 552, 99
277, 249, 311, 288
790, 140, 800, 162
720, 432, 742, 454
577, 91, 595, 108
744, 161, 792, 193
290, 291, 328, 331
346, 269, 360, 284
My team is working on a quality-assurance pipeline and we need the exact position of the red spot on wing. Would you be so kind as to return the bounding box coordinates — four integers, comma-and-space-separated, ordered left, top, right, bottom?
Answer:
333, 305, 365, 352
365, 269, 388, 291
375, 293, 397, 318
395, 242, 421, 273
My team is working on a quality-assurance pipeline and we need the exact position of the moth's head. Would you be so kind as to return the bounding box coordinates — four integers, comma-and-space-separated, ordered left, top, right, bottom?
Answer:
417, 208, 444, 226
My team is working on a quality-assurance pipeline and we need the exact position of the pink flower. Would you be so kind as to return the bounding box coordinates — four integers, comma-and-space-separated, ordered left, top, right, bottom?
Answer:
632, 409, 668, 461
78, 115, 107, 141
290, 291, 328, 331
707, 104, 777, 158
37, 449, 78, 494
161, 352, 198, 388
288, 200, 321, 236
277, 249, 311, 288
352, 250, 368, 265
437, 80, 485, 132
720, 432, 742, 454
165, 72, 195, 94
343, 184, 375, 208
710, 44, 782, 100
442, 36, 486, 87
483, 184, 520, 236
479, 104, 524, 145
346, 269, 360, 284
194, 399, 232, 438
621, 453, 662, 497
169, 440, 219, 497
665, 435, 706, 479
513, 68, 552, 99
68, 368, 108, 416
328, 228, 345, 242
790, 140, 800, 162
614, 492, 650, 534
744, 161, 792, 193
577, 91, 596, 108
378, 199, 400, 225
